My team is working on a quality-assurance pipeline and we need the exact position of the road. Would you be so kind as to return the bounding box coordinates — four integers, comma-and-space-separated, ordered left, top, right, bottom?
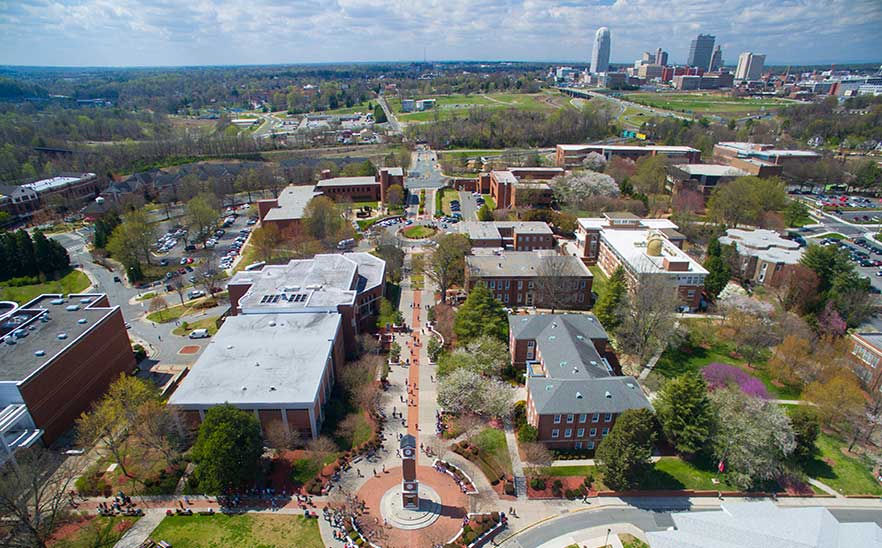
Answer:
377, 95, 402, 135
498, 504, 882, 548
405, 147, 447, 190
561, 88, 692, 123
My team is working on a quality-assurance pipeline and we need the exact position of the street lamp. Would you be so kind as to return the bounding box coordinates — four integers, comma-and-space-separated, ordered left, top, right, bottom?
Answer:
605, 528, 612, 547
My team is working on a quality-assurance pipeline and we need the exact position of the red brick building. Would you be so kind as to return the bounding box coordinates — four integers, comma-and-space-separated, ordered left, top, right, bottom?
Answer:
314, 167, 404, 203
555, 144, 701, 168
0, 293, 135, 446
465, 251, 593, 309
459, 221, 555, 251
849, 333, 882, 393
713, 142, 820, 178
488, 168, 562, 210
257, 185, 323, 239
511, 314, 651, 451
0, 173, 102, 220
171, 253, 386, 441
576, 213, 705, 311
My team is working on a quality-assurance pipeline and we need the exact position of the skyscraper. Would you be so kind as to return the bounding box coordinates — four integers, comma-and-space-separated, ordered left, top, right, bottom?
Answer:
591, 27, 611, 74
709, 45, 723, 71
735, 52, 766, 80
687, 34, 715, 70
655, 47, 668, 66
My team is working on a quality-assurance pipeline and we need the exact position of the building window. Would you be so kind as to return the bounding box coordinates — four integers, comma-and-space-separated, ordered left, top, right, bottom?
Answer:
604, 413, 612, 422
505, 280, 510, 289
489, 280, 496, 289
553, 414, 561, 424
589, 428, 597, 437
528, 281, 534, 289
503, 294, 509, 303
551, 429, 559, 438
602, 427, 609, 437
587, 441, 595, 450
581, 280, 586, 288
577, 428, 585, 437
564, 429, 572, 438
575, 441, 583, 449
579, 413, 587, 423
566, 414, 574, 423
517, 280, 523, 290
591, 413, 600, 423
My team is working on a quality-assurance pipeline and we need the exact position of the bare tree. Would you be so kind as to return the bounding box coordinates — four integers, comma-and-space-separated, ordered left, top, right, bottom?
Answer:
265, 423, 302, 454
614, 274, 680, 364
0, 447, 78, 548
148, 295, 167, 321
535, 253, 581, 312
170, 278, 186, 306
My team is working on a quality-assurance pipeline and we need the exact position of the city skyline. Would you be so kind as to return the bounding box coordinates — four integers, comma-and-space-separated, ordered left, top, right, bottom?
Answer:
0, 0, 880, 67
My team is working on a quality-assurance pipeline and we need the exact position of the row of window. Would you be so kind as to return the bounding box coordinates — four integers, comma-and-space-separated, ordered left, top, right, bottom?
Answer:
551, 427, 608, 439
554, 413, 613, 424
852, 343, 880, 369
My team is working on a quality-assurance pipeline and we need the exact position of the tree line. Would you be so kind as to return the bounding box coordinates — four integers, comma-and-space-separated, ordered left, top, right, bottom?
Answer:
0, 229, 70, 283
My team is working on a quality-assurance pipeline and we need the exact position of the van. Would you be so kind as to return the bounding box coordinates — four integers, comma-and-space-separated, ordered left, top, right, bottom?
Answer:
188, 329, 210, 339
337, 238, 356, 250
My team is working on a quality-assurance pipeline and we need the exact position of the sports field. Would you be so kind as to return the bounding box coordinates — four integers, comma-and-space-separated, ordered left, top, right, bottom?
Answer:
390, 91, 568, 121
623, 92, 792, 116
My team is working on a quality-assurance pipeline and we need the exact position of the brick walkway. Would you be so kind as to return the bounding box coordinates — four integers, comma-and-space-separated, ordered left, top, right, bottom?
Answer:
355, 465, 468, 548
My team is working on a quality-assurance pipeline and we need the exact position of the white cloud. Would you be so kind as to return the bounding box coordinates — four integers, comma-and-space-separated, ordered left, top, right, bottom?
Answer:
0, 0, 879, 66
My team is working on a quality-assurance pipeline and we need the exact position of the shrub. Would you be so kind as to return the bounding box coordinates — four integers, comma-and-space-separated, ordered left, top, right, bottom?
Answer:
530, 477, 546, 490
513, 400, 527, 428
504, 481, 515, 495
181, 321, 189, 330
518, 424, 538, 443
702, 362, 770, 399
132, 344, 147, 362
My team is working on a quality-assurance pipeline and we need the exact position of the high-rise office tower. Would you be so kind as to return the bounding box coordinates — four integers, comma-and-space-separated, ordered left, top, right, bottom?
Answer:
735, 52, 766, 80
709, 45, 723, 71
655, 47, 668, 66
591, 27, 611, 74
687, 34, 715, 70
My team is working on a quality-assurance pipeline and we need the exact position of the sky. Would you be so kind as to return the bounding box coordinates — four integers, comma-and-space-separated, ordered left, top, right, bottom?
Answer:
0, 0, 880, 67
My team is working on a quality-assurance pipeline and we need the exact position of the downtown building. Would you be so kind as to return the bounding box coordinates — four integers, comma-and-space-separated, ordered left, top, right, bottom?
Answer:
575, 213, 706, 311
513, 313, 651, 451
0, 293, 135, 460
169, 253, 385, 440
687, 34, 716, 70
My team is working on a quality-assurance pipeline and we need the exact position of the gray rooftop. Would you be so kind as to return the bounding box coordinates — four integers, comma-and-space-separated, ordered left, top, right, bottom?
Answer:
230, 253, 385, 311
263, 185, 322, 222
529, 376, 650, 415
647, 501, 882, 548
314, 176, 378, 188
855, 332, 882, 353
467, 251, 590, 279
674, 163, 750, 177
0, 294, 117, 383
168, 313, 341, 407
382, 167, 404, 177
720, 228, 803, 265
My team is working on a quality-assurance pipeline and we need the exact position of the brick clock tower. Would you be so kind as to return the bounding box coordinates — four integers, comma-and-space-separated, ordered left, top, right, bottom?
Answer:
400, 433, 418, 509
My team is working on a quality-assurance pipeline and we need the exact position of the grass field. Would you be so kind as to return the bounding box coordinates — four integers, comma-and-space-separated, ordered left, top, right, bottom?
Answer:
401, 225, 437, 239
546, 465, 593, 477
588, 266, 608, 297
802, 434, 882, 495
0, 269, 91, 304
472, 427, 513, 476
322, 100, 376, 115
52, 516, 140, 548
439, 188, 460, 216
623, 92, 792, 116
649, 320, 802, 400
390, 91, 566, 121
150, 514, 323, 548
172, 316, 220, 337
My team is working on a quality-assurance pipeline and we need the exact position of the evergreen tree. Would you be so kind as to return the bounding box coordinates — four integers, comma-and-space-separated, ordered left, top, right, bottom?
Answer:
454, 284, 509, 343
787, 406, 820, 464
703, 238, 731, 299
593, 266, 627, 331
595, 408, 657, 490
192, 405, 263, 494
655, 374, 715, 454
373, 105, 387, 124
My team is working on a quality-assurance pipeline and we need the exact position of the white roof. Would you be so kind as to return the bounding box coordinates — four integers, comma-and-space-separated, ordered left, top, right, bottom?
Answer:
168, 313, 340, 407
720, 228, 803, 265
647, 501, 882, 548
577, 217, 677, 231
263, 185, 322, 222
21, 173, 95, 193
674, 164, 750, 177
558, 144, 699, 153
600, 227, 708, 276
491, 170, 518, 184
315, 176, 378, 188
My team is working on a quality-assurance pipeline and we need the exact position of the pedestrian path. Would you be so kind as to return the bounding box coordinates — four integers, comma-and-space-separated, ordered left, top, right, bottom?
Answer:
808, 478, 844, 498
113, 509, 165, 548
504, 418, 527, 499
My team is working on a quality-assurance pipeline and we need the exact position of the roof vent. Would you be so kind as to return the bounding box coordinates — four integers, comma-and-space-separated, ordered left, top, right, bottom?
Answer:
66, 305, 79, 311
34, 350, 45, 357
573, 367, 579, 374
551, 322, 558, 328
548, 335, 556, 341
241, 386, 247, 391
590, 360, 598, 366
605, 391, 612, 399
576, 391, 583, 399
626, 382, 636, 389
255, 362, 260, 367
269, 386, 277, 391
5, 338, 16, 345
559, 361, 567, 367
545, 384, 553, 391
78, 318, 87, 324
226, 345, 234, 350
576, 335, 584, 340
57, 333, 68, 340
268, 320, 276, 327
51, 299, 64, 305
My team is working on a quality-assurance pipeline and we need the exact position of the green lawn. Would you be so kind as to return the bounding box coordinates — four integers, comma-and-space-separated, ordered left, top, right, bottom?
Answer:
650, 321, 802, 400
802, 434, 882, 495
439, 149, 507, 161
439, 188, 460, 216
814, 232, 846, 240
53, 516, 140, 548
546, 465, 593, 477
291, 458, 325, 485
150, 514, 323, 548
588, 266, 608, 297
391, 92, 564, 121
172, 316, 220, 337
623, 92, 792, 116
481, 194, 496, 210
0, 269, 90, 304
643, 457, 740, 491
401, 225, 437, 239
471, 427, 513, 476
322, 100, 376, 115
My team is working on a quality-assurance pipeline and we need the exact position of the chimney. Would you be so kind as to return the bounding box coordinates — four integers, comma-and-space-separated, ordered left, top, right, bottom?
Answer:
320, 169, 332, 180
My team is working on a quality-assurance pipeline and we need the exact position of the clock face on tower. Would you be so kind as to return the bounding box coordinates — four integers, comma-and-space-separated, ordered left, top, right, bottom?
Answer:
403, 447, 414, 458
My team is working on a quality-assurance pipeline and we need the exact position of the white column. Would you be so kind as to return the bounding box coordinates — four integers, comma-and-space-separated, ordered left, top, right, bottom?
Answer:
308, 407, 317, 440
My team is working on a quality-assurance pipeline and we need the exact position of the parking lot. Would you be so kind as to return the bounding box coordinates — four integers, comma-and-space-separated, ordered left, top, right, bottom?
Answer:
801, 192, 882, 225
817, 236, 882, 293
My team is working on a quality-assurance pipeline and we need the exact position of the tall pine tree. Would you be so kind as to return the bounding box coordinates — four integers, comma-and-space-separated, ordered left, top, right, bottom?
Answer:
594, 266, 627, 332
